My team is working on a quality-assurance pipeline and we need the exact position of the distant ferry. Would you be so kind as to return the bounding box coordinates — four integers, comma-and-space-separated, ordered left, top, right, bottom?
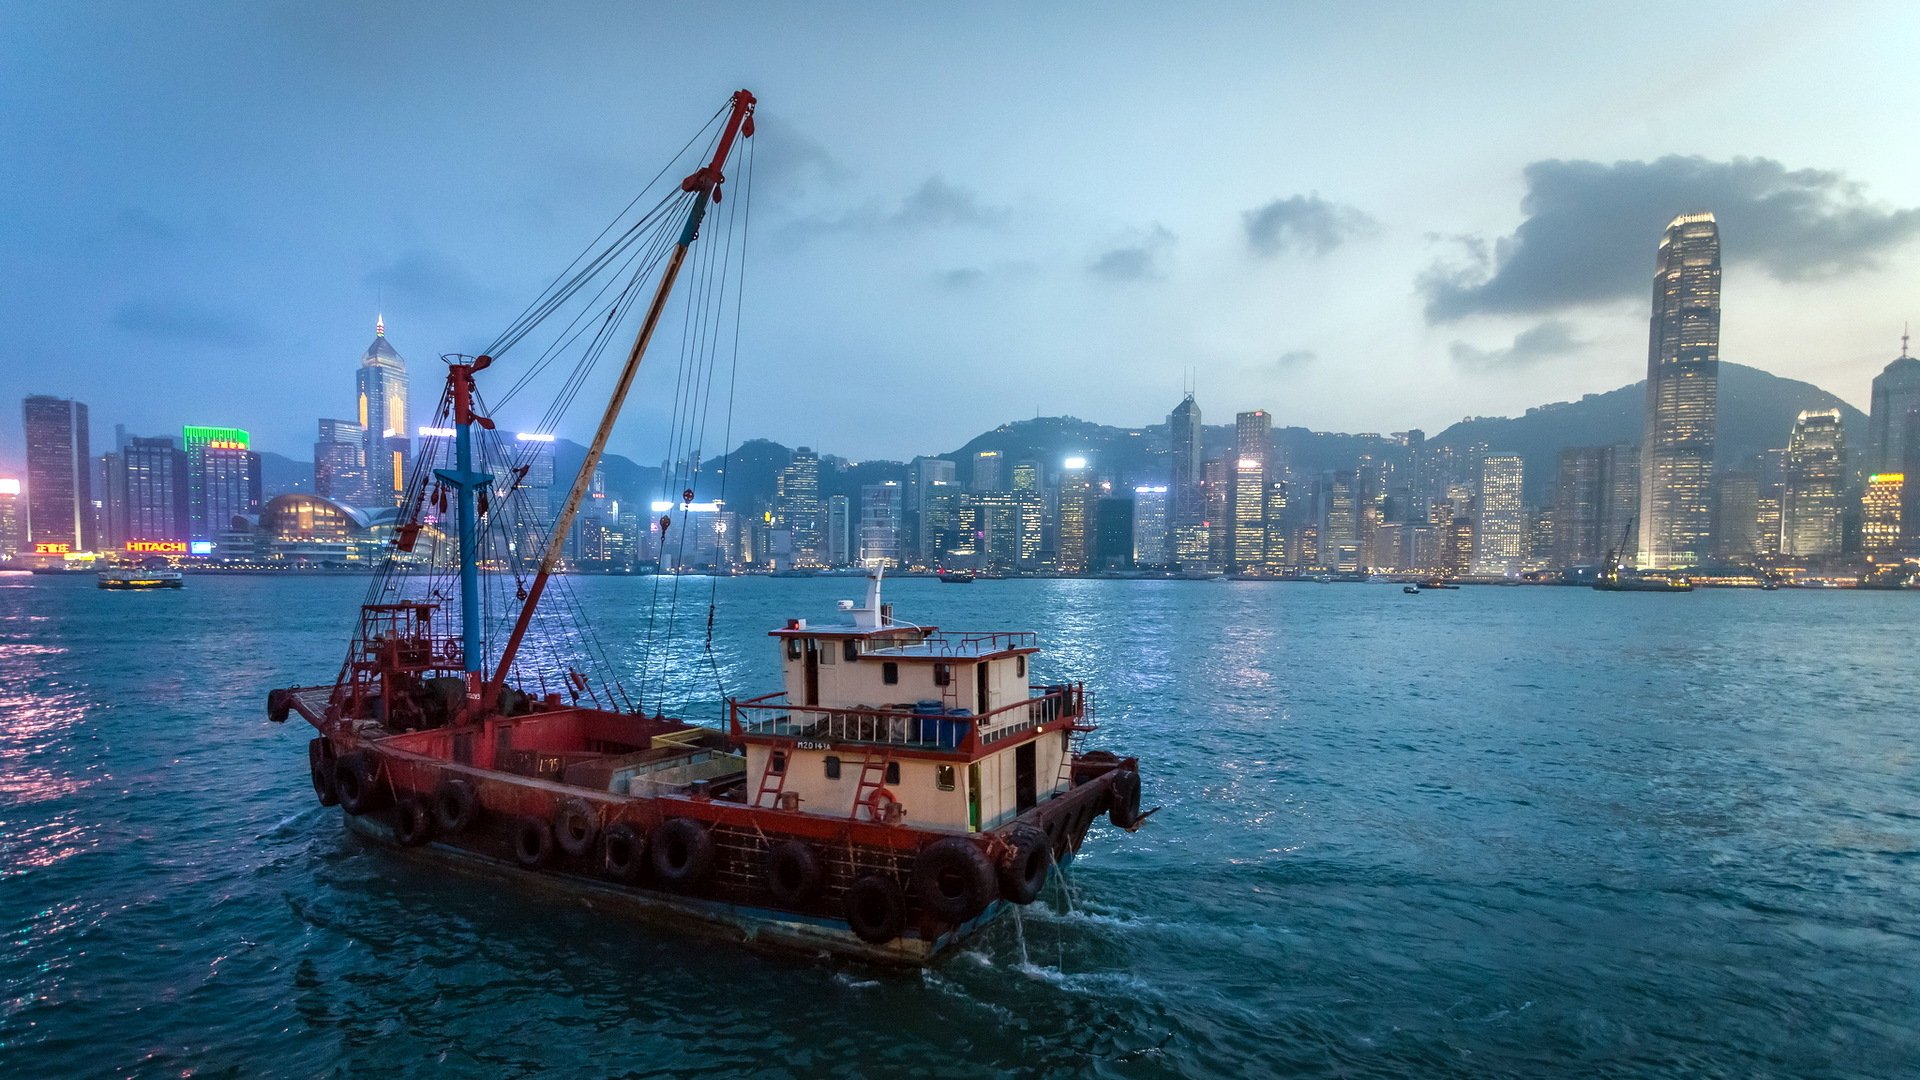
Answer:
98, 569, 184, 590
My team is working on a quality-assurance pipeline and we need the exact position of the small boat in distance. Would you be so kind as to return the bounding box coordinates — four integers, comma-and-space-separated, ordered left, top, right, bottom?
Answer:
98, 569, 183, 590
1403, 584, 1421, 594
937, 570, 976, 584
1418, 580, 1459, 590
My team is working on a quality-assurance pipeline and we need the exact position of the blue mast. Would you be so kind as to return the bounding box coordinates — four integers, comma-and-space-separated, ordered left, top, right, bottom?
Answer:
434, 356, 495, 697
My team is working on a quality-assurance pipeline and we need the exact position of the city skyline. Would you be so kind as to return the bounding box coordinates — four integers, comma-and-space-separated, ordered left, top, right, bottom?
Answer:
4, 4, 1920, 468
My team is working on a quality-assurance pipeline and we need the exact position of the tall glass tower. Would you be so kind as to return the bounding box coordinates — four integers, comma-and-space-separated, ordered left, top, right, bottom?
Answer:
356, 316, 411, 506
1867, 330, 1920, 473
1637, 212, 1721, 569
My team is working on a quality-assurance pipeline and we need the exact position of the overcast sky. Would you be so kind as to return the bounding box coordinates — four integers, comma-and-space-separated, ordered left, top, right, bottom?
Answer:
4, 1, 1918, 471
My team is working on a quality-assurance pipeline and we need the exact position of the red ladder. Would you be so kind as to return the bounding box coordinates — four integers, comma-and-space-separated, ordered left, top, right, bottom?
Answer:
753, 748, 792, 809
849, 746, 895, 821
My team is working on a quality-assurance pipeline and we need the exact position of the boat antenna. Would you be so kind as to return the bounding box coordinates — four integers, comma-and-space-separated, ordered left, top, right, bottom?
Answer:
487, 89, 757, 708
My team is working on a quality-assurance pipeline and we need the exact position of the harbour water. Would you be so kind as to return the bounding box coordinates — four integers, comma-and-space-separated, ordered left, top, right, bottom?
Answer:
2, 573, 1916, 1077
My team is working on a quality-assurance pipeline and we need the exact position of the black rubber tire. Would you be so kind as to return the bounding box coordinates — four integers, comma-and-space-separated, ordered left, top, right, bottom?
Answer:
649, 818, 714, 891
308, 738, 338, 807
267, 688, 292, 723
844, 875, 906, 944
433, 778, 479, 833
1108, 768, 1143, 829
553, 797, 599, 858
914, 837, 997, 923
601, 823, 645, 883
514, 817, 553, 868
334, 753, 386, 815
393, 796, 434, 847
765, 840, 824, 907
1000, 825, 1050, 905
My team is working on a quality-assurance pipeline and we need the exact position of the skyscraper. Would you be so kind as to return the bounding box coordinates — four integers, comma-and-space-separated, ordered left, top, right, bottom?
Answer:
357, 316, 411, 506
1056, 459, 1092, 572
1131, 486, 1169, 567
1167, 394, 1203, 531
22, 395, 92, 552
857, 481, 901, 566
826, 494, 851, 566
122, 436, 190, 548
1782, 409, 1844, 558
1867, 331, 1920, 473
1235, 410, 1272, 466
971, 450, 1003, 493
1472, 454, 1525, 576
314, 418, 368, 503
1861, 474, 1904, 558
0, 478, 20, 558
777, 447, 823, 564
184, 426, 262, 544
1638, 212, 1721, 569
1231, 457, 1264, 571
1092, 496, 1134, 571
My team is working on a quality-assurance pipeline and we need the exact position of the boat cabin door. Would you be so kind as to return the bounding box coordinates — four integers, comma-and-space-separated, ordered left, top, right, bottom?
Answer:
1015, 741, 1037, 812
803, 640, 820, 706
976, 662, 990, 713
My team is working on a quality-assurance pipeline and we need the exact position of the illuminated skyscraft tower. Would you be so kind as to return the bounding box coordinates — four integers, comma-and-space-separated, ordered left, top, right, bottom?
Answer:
1637, 212, 1721, 569
357, 316, 411, 507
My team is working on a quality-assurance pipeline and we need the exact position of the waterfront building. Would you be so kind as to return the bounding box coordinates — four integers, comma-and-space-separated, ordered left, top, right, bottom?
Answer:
258, 493, 404, 564
858, 481, 901, 567
1131, 485, 1169, 567
357, 316, 411, 506
1756, 493, 1783, 557
777, 447, 823, 564
971, 450, 1003, 493
1637, 212, 1721, 569
1236, 410, 1272, 466
23, 395, 92, 553
826, 494, 851, 566
314, 418, 368, 504
0, 478, 20, 558
1473, 454, 1525, 576
1442, 515, 1475, 577
1861, 474, 1904, 557
1231, 458, 1264, 571
1056, 459, 1092, 572
1262, 483, 1289, 572
1782, 409, 1845, 558
1551, 447, 1606, 567
1714, 471, 1762, 562
94, 450, 126, 552
910, 456, 957, 564
122, 436, 190, 549
1011, 460, 1040, 492
1202, 459, 1230, 568
1167, 393, 1203, 533
1093, 496, 1134, 571
1324, 470, 1357, 571
1867, 331, 1920, 473
184, 426, 261, 546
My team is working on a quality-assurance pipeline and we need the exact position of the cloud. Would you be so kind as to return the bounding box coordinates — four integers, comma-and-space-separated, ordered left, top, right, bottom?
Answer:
1089, 224, 1175, 282
792, 176, 1008, 237
112, 299, 265, 347
1422, 155, 1920, 322
748, 127, 851, 200
1243, 194, 1376, 257
1273, 349, 1316, 370
1448, 320, 1584, 371
936, 267, 985, 288
364, 250, 500, 312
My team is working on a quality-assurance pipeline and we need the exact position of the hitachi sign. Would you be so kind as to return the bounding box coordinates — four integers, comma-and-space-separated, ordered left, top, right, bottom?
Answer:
125, 540, 188, 554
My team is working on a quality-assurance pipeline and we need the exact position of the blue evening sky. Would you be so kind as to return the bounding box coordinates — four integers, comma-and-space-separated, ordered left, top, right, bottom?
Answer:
3, 1, 1917, 469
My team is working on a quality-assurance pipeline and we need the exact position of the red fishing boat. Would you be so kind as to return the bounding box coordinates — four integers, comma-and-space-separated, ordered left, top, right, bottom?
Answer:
267, 90, 1151, 964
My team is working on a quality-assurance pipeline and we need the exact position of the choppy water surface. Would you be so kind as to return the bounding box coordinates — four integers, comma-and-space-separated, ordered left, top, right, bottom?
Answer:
1, 573, 1915, 1077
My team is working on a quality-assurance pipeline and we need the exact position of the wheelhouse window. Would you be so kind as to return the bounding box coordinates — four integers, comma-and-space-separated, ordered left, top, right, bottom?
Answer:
1016, 655, 1026, 677
820, 645, 836, 666
769, 750, 787, 775
824, 755, 841, 780
936, 765, 956, 791
885, 762, 901, 784
882, 662, 899, 685
843, 640, 859, 662
786, 638, 803, 660
933, 664, 951, 686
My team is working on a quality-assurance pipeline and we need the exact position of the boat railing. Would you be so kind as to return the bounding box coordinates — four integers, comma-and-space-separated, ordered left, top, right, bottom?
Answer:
862, 630, 1038, 657
730, 683, 1080, 752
